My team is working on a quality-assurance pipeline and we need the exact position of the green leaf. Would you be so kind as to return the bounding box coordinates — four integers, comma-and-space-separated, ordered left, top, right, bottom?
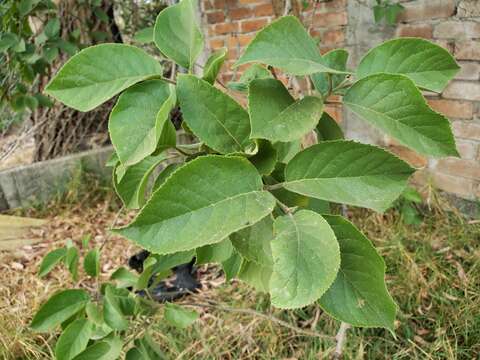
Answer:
221, 251, 243, 281
113, 153, 169, 209
126, 348, 144, 360
31, 289, 90, 332
65, 246, 79, 281
109, 80, 175, 166
235, 16, 346, 76
319, 215, 396, 330
154, 0, 204, 69
203, 48, 227, 84
249, 79, 323, 142
55, 319, 93, 360
110, 267, 139, 288
357, 38, 460, 93
45, 44, 163, 111
284, 141, 415, 212
385, 3, 404, 25
177, 75, 252, 154
18, 0, 35, 16
373, 5, 385, 23
249, 140, 278, 175
103, 285, 129, 330
136, 256, 157, 290
311, 49, 349, 97
402, 186, 422, 203
72, 335, 122, 360
134, 333, 167, 360
38, 247, 67, 277
152, 163, 180, 192
196, 237, 234, 265
344, 74, 459, 157
238, 259, 272, 292
133, 27, 154, 44
273, 140, 301, 164
316, 112, 344, 141
84, 248, 100, 277
150, 250, 195, 275
44, 18, 60, 38
227, 64, 272, 92
0, 33, 19, 52
164, 303, 199, 329
230, 216, 273, 265
270, 210, 340, 309
81, 234, 92, 248
115, 156, 276, 254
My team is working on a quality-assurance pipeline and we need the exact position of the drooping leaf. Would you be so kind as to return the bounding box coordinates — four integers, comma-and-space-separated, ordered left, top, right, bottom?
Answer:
71, 335, 122, 360
311, 49, 349, 96
45, 44, 162, 111
115, 157, 276, 254
284, 141, 415, 212
177, 75, 252, 154
38, 247, 67, 277
230, 216, 273, 265
316, 112, 344, 140
113, 153, 169, 209
344, 74, 458, 157
227, 64, 272, 92
222, 250, 243, 281
109, 80, 175, 166
164, 303, 199, 328
55, 319, 93, 360
103, 285, 129, 330
249, 78, 323, 142
154, 0, 204, 69
203, 47, 227, 84
84, 248, 100, 277
196, 238, 234, 265
235, 16, 346, 76
357, 38, 460, 93
65, 246, 79, 281
249, 140, 277, 175
269, 210, 340, 309
152, 163, 181, 192
133, 27, 154, 44
31, 289, 90, 332
110, 267, 139, 288
319, 215, 396, 330
238, 259, 272, 293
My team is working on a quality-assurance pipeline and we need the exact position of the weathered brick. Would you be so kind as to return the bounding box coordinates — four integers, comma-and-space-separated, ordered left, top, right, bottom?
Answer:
398, 0, 455, 22
430, 172, 475, 199
240, 18, 268, 33
456, 139, 478, 160
212, 22, 239, 35
314, 11, 348, 28
442, 81, 480, 101
322, 28, 345, 45
318, 0, 347, 12
388, 145, 428, 168
427, 99, 474, 119
209, 38, 225, 50
433, 21, 480, 39
207, 11, 225, 23
452, 121, 480, 140
238, 0, 264, 4
456, 62, 480, 80
457, 0, 480, 17
229, 7, 252, 20
435, 158, 480, 180
396, 24, 433, 38
253, 3, 274, 17
237, 33, 254, 46
455, 41, 480, 60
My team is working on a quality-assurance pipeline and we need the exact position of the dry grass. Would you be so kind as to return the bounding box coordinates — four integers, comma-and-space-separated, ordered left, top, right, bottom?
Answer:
0, 185, 478, 359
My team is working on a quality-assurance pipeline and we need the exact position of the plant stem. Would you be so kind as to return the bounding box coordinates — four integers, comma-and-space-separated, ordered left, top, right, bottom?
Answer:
264, 182, 285, 191
333, 322, 351, 358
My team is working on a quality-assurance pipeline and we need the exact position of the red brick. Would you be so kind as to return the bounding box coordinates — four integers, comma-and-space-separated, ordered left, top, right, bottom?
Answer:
435, 158, 480, 180
209, 38, 225, 50
313, 11, 348, 28
456, 62, 480, 80
212, 22, 239, 35
238, 0, 263, 4
203, 0, 226, 10
322, 29, 345, 45
324, 104, 343, 123
240, 18, 268, 33
253, 3, 274, 17
229, 7, 252, 20
427, 99, 474, 119
398, 0, 455, 22
238, 33, 253, 46
396, 24, 433, 38
442, 81, 480, 101
207, 11, 225, 23
225, 0, 239, 8
319, 0, 347, 12
388, 145, 428, 168
455, 41, 480, 60
456, 139, 478, 160
452, 121, 480, 140
434, 21, 480, 39
430, 172, 475, 199
227, 47, 238, 60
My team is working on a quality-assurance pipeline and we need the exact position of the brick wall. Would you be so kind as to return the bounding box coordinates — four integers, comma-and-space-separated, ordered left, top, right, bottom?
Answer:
199, 0, 480, 202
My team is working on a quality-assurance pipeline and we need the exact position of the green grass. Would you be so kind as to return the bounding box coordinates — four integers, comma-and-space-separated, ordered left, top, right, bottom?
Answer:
1, 190, 479, 359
